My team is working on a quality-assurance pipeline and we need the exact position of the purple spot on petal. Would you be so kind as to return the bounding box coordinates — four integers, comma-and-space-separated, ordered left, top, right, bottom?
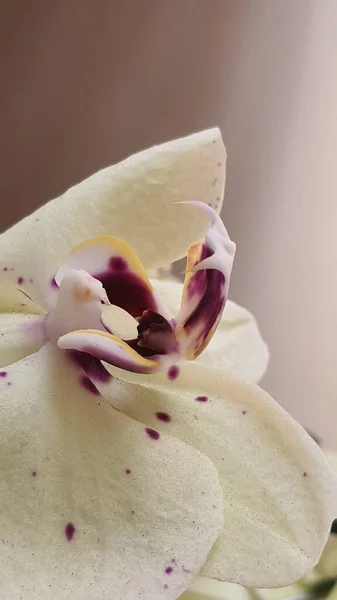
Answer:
29, 278, 33, 284
217, 162, 222, 167
109, 256, 127, 271
196, 395, 208, 403
3, 267, 8, 272
32, 471, 37, 477
17, 277, 24, 285
125, 468, 131, 475
145, 427, 160, 440
165, 566, 173, 575
51, 277, 59, 289
156, 411, 171, 423
171, 558, 176, 563
303, 471, 308, 478
80, 375, 100, 396
0, 371, 7, 378
167, 365, 179, 381
242, 410, 247, 415
212, 178, 218, 186
65, 522, 75, 542
7, 382, 11, 387
164, 584, 169, 590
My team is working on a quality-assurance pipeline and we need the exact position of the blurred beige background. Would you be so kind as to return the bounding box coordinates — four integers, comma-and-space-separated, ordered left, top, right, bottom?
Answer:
0, 0, 336, 448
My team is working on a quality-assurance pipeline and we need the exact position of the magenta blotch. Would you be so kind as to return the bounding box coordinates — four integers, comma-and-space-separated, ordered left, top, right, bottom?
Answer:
65, 522, 76, 542
109, 256, 127, 271
125, 468, 131, 475
195, 396, 208, 403
156, 412, 171, 423
0, 371, 8, 378
51, 277, 59, 289
145, 427, 160, 440
32, 471, 37, 477
167, 365, 179, 381
164, 584, 169, 590
3, 267, 8, 272
165, 566, 173, 575
17, 277, 24, 285
80, 375, 100, 396
242, 410, 247, 415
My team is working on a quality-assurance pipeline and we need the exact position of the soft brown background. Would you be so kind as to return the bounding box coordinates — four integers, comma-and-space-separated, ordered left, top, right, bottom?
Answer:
1, 0, 336, 448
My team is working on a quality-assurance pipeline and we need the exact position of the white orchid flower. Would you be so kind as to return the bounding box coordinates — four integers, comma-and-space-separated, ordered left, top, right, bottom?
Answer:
0, 129, 336, 600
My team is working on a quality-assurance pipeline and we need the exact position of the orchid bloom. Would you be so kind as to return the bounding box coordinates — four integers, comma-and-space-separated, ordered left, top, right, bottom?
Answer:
0, 129, 336, 600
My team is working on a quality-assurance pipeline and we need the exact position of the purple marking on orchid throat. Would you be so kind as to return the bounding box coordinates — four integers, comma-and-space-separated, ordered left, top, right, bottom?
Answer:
80, 375, 101, 396
167, 365, 179, 381
69, 350, 112, 383
109, 256, 127, 271
145, 427, 160, 440
0, 371, 8, 378
137, 310, 177, 355
184, 243, 226, 355
65, 522, 76, 542
95, 263, 157, 318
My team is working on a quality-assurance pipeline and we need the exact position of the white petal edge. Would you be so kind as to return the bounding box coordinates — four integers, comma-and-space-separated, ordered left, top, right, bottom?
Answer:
151, 277, 269, 382
99, 361, 337, 588
0, 129, 225, 308
0, 344, 224, 600
180, 578, 250, 600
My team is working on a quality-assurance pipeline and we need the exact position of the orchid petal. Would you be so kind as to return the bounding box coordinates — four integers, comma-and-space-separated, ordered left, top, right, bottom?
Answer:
99, 362, 337, 588
0, 129, 225, 308
0, 280, 45, 314
180, 578, 249, 600
175, 204, 235, 359
0, 313, 46, 368
56, 236, 171, 320
58, 329, 163, 374
151, 277, 268, 382
0, 344, 224, 599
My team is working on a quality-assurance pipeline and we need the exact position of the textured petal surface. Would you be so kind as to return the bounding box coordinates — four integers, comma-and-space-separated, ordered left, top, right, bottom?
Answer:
99, 362, 337, 588
151, 278, 269, 382
0, 344, 224, 600
0, 282, 43, 315
0, 129, 225, 307
180, 578, 248, 600
176, 205, 235, 359
58, 329, 162, 374
56, 236, 171, 319
0, 313, 46, 368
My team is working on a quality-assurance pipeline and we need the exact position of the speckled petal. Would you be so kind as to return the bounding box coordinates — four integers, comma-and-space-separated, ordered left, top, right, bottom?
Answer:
0, 129, 225, 308
98, 362, 337, 588
175, 204, 235, 360
56, 236, 171, 320
151, 277, 269, 383
58, 329, 163, 374
0, 344, 224, 600
0, 313, 46, 368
